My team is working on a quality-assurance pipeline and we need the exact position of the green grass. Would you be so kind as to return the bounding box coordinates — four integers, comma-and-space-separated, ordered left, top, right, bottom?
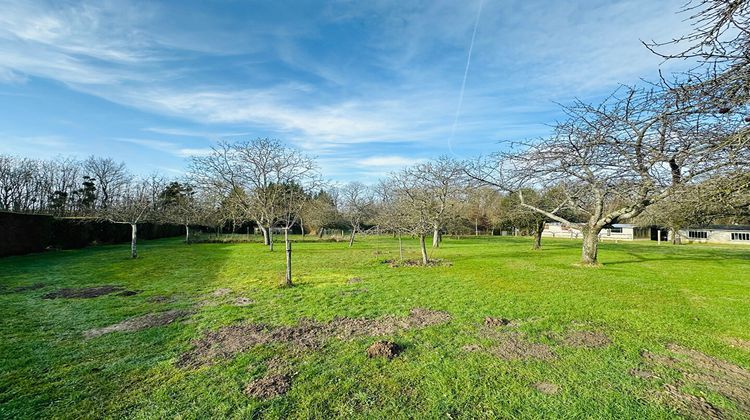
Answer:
1, 235, 749, 418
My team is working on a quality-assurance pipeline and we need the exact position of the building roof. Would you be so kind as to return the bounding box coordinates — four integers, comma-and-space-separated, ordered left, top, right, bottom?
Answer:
687, 225, 750, 232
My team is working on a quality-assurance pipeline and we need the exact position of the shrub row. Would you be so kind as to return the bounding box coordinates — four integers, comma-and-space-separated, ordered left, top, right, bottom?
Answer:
0, 212, 184, 257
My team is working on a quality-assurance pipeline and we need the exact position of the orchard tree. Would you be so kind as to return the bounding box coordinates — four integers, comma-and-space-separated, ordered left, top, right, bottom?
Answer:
100, 178, 161, 259
190, 138, 318, 252
340, 182, 375, 247
471, 84, 747, 265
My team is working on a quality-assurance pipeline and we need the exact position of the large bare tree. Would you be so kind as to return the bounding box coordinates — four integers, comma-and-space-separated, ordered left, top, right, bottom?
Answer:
472, 85, 747, 265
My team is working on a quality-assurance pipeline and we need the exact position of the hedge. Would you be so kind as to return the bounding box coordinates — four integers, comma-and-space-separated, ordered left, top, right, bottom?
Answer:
0, 212, 184, 258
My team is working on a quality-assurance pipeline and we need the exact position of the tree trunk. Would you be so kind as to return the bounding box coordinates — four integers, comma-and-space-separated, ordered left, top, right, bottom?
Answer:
419, 234, 429, 265
532, 220, 544, 250
318, 228, 325, 239
398, 234, 404, 260
475, 218, 479, 236
671, 228, 682, 245
432, 227, 440, 248
260, 225, 269, 245
348, 227, 356, 248
268, 226, 274, 251
581, 227, 601, 266
300, 219, 305, 241
130, 223, 138, 259
185, 224, 190, 244
284, 229, 292, 287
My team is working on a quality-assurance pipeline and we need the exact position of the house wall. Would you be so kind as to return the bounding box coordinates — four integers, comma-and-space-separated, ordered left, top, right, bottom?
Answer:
677, 228, 750, 245
541, 224, 643, 241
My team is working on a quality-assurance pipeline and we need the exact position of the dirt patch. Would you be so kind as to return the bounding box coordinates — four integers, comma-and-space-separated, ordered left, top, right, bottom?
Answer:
234, 297, 255, 306
484, 317, 513, 328
115, 290, 141, 297
347, 277, 363, 284
84, 309, 192, 338
178, 307, 451, 367
13, 283, 46, 292
42, 285, 124, 299
663, 384, 723, 419
533, 382, 560, 395
489, 332, 556, 361
147, 295, 172, 303
641, 344, 750, 418
244, 357, 293, 399
211, 288, 232, 297
367, 341, 401, 359
562, 331, 611, 348
462, 344, 483, 352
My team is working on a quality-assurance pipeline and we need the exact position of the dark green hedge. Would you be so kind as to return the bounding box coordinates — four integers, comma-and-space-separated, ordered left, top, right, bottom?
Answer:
0, 212, 184, 257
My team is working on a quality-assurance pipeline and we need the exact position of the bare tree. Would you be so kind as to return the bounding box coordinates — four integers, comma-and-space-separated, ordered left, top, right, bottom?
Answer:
100, 178, 161, 258
190, 138, 318, 253
340, 182, 375, 247
472, 85, 747, 265
382, 159, 463, 265
83, 156, 130, 210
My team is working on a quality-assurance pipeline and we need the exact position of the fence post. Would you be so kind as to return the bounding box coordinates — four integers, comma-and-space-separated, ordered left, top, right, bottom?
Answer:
285, 234, 292, 286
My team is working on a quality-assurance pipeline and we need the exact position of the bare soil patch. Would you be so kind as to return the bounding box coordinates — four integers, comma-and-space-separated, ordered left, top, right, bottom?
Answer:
84, 309, 193, 338
211, 288, 232, 297
489, 332, 556, 361
641, 343, 750, 418
347, 277, 363, 284
234, 297, 254, 306
662, 383, 723, 419
533, 382, 560, 395
562, 330, 611, 348
42, 285, 124, 299
367, 341, 401, 359
462, 344, 482, 352
115, 290, 141, 297
629, 368, 658, 379
147, 295, 172, 303
244, 357, 293, 399
13, 283, 46, 293
484, 317, 513, 328
178, 307, 451, 367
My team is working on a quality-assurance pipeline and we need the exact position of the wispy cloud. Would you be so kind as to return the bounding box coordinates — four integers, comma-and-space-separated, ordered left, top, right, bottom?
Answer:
115, 138, 212, 158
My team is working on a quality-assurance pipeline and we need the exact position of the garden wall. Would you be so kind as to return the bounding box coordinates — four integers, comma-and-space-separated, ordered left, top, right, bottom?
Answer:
0, 212, 184, 258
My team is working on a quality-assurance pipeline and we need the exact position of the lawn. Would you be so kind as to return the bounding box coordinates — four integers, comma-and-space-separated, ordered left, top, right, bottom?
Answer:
1, 235, 749, 418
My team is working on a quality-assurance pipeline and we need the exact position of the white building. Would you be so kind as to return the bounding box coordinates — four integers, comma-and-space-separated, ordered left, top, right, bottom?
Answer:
677, 225, 750, 245
542, 222, 750, 245
542, 223, 650, 241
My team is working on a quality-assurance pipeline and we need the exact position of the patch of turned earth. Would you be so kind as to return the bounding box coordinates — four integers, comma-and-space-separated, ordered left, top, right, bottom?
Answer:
42, 285, 126, 299
244, 357, 296, 400
10, 283, 46, 293
637, 343, 750, 418
465, 330, 556, 361
561, 330, 611, 349
367, 341, 402, 359
177, 308, 451, 368
382, 259, 452, 268
84, 309, 193, 338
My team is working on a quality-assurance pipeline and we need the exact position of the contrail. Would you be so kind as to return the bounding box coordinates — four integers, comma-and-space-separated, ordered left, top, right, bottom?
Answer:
449, 0, 484, 156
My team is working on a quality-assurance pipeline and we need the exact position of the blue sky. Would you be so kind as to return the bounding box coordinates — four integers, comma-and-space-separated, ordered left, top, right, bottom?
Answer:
0, 0, 692, 181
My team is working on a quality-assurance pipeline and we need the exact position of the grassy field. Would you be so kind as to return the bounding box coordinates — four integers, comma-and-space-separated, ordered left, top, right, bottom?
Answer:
1, 235, 749, 418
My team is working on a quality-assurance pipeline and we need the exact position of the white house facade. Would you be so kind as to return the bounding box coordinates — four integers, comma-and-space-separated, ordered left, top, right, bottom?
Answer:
541, 222, 750, 245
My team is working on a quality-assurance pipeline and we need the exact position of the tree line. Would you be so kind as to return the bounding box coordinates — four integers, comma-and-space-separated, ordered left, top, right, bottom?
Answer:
0, 0, 748, 276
